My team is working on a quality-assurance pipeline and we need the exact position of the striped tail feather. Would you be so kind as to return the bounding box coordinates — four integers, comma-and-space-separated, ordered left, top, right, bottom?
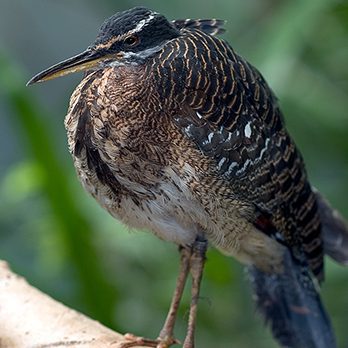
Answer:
247, 248, 336, 348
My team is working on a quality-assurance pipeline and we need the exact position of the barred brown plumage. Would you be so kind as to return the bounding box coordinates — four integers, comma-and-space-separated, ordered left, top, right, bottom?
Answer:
172, 18, 226, 36
27, 6, 347, 348
150, 28, 324, 278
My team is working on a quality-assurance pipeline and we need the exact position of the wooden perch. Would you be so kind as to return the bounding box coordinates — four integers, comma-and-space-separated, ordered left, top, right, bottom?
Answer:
0, 260, 148, 348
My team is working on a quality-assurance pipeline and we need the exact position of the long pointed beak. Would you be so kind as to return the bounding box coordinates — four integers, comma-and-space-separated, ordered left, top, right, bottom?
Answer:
27, 48, 104, 86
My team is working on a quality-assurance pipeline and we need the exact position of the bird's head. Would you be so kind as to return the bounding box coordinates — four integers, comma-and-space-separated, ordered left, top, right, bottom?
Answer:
27, 7, 179, 85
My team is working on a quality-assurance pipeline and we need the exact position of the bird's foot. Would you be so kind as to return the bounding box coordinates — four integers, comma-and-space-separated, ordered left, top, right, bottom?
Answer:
156, 335, 180, 348
117, 333, 179, 348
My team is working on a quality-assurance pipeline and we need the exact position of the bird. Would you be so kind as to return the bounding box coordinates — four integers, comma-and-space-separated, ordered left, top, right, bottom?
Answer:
27, 6, 348, 348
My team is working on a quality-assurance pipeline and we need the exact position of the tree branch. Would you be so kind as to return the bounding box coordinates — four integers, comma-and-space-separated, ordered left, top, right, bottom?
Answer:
0, 260, 147, 348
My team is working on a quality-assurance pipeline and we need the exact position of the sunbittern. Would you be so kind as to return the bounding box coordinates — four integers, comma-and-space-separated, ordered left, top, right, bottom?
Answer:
28, 7, 348, 348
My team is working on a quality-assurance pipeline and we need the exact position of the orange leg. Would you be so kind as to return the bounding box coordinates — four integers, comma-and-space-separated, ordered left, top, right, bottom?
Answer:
119, 238, 207, 348
182, 238, 207, 348
157, 247, 192, 346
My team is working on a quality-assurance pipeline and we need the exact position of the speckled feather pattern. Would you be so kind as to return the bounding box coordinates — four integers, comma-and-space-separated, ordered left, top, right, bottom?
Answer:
147, 28, 323, 278
65, 23, 323, 277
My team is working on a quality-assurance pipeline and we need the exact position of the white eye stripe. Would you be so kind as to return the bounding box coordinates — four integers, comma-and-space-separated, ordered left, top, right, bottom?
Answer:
129, 12, 157, 34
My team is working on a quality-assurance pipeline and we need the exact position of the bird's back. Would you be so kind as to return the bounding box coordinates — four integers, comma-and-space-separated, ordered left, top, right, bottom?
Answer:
147, 28, 324, 279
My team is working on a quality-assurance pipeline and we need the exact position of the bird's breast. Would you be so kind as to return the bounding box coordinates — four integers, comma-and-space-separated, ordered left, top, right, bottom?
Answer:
63, 67, 212, 245
63, 65, 256, 253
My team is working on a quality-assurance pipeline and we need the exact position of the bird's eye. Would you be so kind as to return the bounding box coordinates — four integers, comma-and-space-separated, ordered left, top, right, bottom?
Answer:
124, 35, 139, 47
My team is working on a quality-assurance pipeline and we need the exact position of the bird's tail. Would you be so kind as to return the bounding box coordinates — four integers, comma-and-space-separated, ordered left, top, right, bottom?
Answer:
247, 248, 337, 348
315, 190, 348, 265
248, 191, 348, 347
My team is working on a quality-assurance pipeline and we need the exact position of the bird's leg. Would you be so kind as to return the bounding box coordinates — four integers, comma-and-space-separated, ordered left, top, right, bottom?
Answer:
119, 239, 206, 348
157, 246, 192, 347
119, 247, 191, 348
182, 237, 208, 348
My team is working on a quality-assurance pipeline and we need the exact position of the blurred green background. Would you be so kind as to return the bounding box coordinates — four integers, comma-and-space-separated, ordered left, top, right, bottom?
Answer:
0, 0, 347, 347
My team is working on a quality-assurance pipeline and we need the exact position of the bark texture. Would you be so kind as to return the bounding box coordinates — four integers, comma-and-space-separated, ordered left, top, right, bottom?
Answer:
0, 260, 146, 348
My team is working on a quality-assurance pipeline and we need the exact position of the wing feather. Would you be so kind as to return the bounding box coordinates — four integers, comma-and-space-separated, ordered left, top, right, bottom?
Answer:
150, 29, 324, 278
172, 19, 226, 36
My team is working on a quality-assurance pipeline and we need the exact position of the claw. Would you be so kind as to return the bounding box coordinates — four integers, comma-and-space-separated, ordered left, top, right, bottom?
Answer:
156, 335, 181, 348
117, 333, 179, 348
